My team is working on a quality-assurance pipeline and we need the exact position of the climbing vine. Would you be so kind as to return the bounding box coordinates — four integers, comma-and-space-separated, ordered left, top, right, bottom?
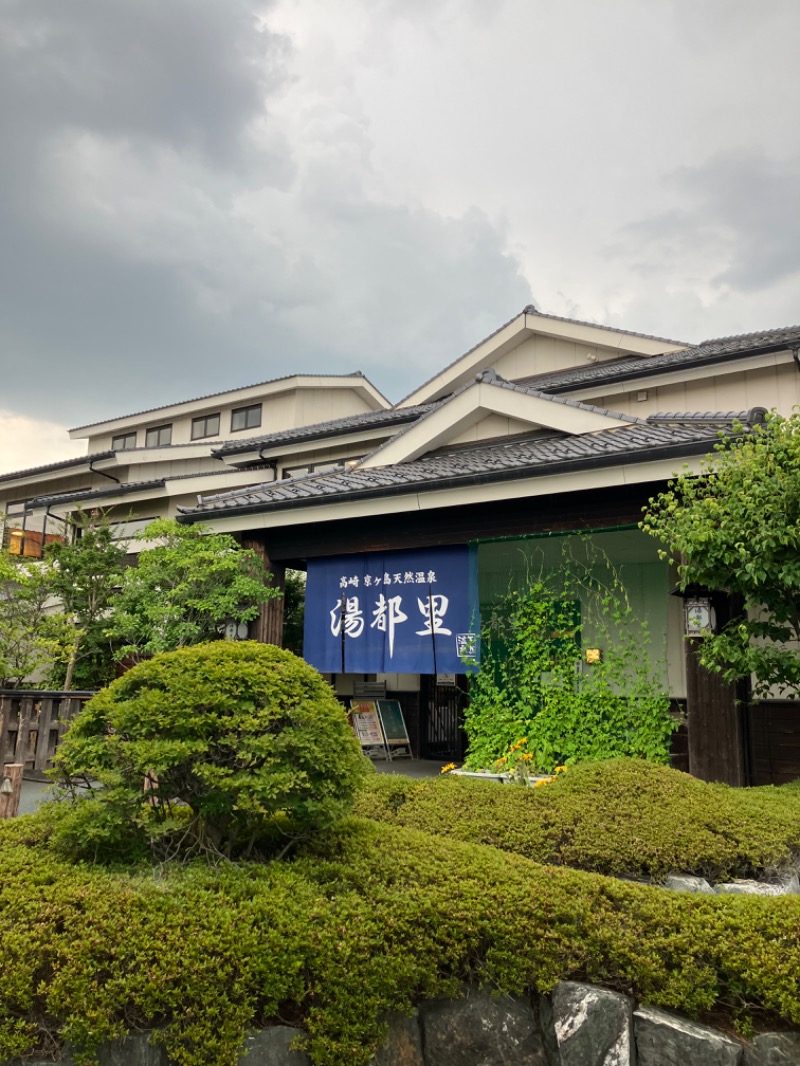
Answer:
463, 543, 676, 773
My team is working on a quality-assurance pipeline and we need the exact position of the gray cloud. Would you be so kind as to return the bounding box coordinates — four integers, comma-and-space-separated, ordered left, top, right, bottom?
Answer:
0, 0, 285, 164
613, 151, 800, 296
0, 0, 531, 427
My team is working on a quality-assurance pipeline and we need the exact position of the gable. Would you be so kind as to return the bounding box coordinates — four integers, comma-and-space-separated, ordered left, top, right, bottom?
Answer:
358, 377, 638, 470
397, 308, 690, 409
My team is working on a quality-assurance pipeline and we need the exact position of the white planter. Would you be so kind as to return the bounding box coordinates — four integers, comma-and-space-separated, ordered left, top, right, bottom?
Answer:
450, 769, 552, 786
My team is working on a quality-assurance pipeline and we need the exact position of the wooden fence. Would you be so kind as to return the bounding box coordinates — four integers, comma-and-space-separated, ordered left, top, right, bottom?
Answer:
0, 690, 95, 780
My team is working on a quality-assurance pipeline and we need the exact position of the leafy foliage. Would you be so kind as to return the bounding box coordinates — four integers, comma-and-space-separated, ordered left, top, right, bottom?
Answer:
641, 412, 800, 698
464, 548, 675, 772
283, 568, 306, 656
2, 792, 800, 1065
0, 550, 72, 687
355, 759, 800, 881
46, 510, 127, 689
51, 642, 369, 863
110, 519, 279, 661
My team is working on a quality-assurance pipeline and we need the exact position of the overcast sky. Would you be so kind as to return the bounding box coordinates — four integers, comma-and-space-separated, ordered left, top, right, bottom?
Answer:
1, 0, 798, 474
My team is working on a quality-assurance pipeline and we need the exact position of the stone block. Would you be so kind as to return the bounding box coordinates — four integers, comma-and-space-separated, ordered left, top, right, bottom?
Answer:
538, 995, 561, 1065
716, 881, 788, 897
371, 1012, 423, 1066
662, 875, 714, 894
420, 990, 547, 1065
96, 1034, 168, 1066
635, 1006, 742, 1065
714, 881, 787, 897
742, 1032, 800, 1065
238, 1027, 311, 1065
547, 981, 634, 1066
6, 1035, 165, 1066
775, 872, 800, 895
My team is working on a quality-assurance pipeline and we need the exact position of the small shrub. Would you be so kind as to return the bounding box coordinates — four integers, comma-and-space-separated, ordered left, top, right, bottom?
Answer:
51, 641, 369, 862
354, 759, 800, 880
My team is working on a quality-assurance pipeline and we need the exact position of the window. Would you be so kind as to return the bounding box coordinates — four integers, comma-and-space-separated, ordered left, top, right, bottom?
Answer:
4, 502, 64, 558
230, 404, 262, 432
191, 413, 221, 440
145, 424, 172, 448
282, 459, 360, 479
112, 432, 137, 451
282, 464, 312, 479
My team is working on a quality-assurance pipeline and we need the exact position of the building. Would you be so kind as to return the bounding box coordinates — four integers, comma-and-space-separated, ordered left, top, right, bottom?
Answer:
4, 306, 799, 784
0, 371, 389, 556
174, 307, 800, 787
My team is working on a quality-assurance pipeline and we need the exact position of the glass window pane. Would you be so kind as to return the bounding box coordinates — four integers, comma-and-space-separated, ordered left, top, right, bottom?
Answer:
146, 424, 172, 447
191, 414, 220, 440
231, 405, 261, 432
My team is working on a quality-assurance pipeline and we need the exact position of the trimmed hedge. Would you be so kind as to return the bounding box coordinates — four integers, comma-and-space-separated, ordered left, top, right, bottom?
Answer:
1, 808, 800, 1066
352, 759, 800, 880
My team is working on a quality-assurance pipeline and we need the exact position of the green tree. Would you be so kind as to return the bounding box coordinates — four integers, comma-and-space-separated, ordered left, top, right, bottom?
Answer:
641, 412, 800, 698
110, 519, 278, 661
282, 568, 306, 656
45, 511, 127, 690
52, 641, 369, 862
0, 551, 71, 687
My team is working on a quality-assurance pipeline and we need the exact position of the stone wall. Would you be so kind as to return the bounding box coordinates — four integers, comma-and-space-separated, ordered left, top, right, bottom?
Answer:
7, 982, 800, 1066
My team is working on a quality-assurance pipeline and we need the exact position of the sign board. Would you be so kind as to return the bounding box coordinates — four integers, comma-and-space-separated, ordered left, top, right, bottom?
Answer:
305, 545, 479, 674
377, 699, 412, 758
436, 673, 456, 687
349, 699, 390, 760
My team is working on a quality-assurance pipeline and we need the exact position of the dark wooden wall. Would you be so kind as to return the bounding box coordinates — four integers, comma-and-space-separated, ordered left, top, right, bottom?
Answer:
748, 702, 800, 785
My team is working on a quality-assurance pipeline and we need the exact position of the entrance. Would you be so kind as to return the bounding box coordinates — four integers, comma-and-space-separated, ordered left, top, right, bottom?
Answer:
419, 675, 469, 761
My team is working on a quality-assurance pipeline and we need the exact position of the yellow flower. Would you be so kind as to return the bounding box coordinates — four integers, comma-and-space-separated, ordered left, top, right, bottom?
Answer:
533, 779, 548, 788
554, 765, 567, 773
440, 762, 457, 774
521, 753, 533, 761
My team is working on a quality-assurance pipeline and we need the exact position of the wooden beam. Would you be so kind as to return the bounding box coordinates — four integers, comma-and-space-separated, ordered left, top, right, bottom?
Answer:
243, 539, 286, 646
252, 482, 659, 564
684, 592, 751, 787
0, 763, 23, 819
685, 639, 746, 787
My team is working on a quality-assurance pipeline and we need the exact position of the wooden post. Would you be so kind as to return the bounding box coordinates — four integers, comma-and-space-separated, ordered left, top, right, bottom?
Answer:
242, 538, 286, 646
0, 763, 23, 819
685, 640, 745, 785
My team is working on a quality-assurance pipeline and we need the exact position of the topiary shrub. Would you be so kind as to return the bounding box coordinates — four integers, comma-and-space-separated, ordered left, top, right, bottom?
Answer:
353, 759, 800, 881
51, 640, 369, 862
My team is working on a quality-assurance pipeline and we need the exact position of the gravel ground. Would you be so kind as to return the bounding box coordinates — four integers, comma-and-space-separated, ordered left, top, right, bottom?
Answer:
12, 758, 446, 818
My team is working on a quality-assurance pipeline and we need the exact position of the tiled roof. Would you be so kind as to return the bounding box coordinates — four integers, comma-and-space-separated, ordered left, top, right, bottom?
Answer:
0, 451, 114, 485
356, 371, 642, 468
178, 413, 752, 521
522, 306, 690, 346
214, 405, 436, 457
697, 325, 800, 353
645, 409, 768, 425
26, 465, 276, 509
69, 371, 388, 433
517, 325, 800, 394
471, 370, 643, 420
29, 480, 166, 509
